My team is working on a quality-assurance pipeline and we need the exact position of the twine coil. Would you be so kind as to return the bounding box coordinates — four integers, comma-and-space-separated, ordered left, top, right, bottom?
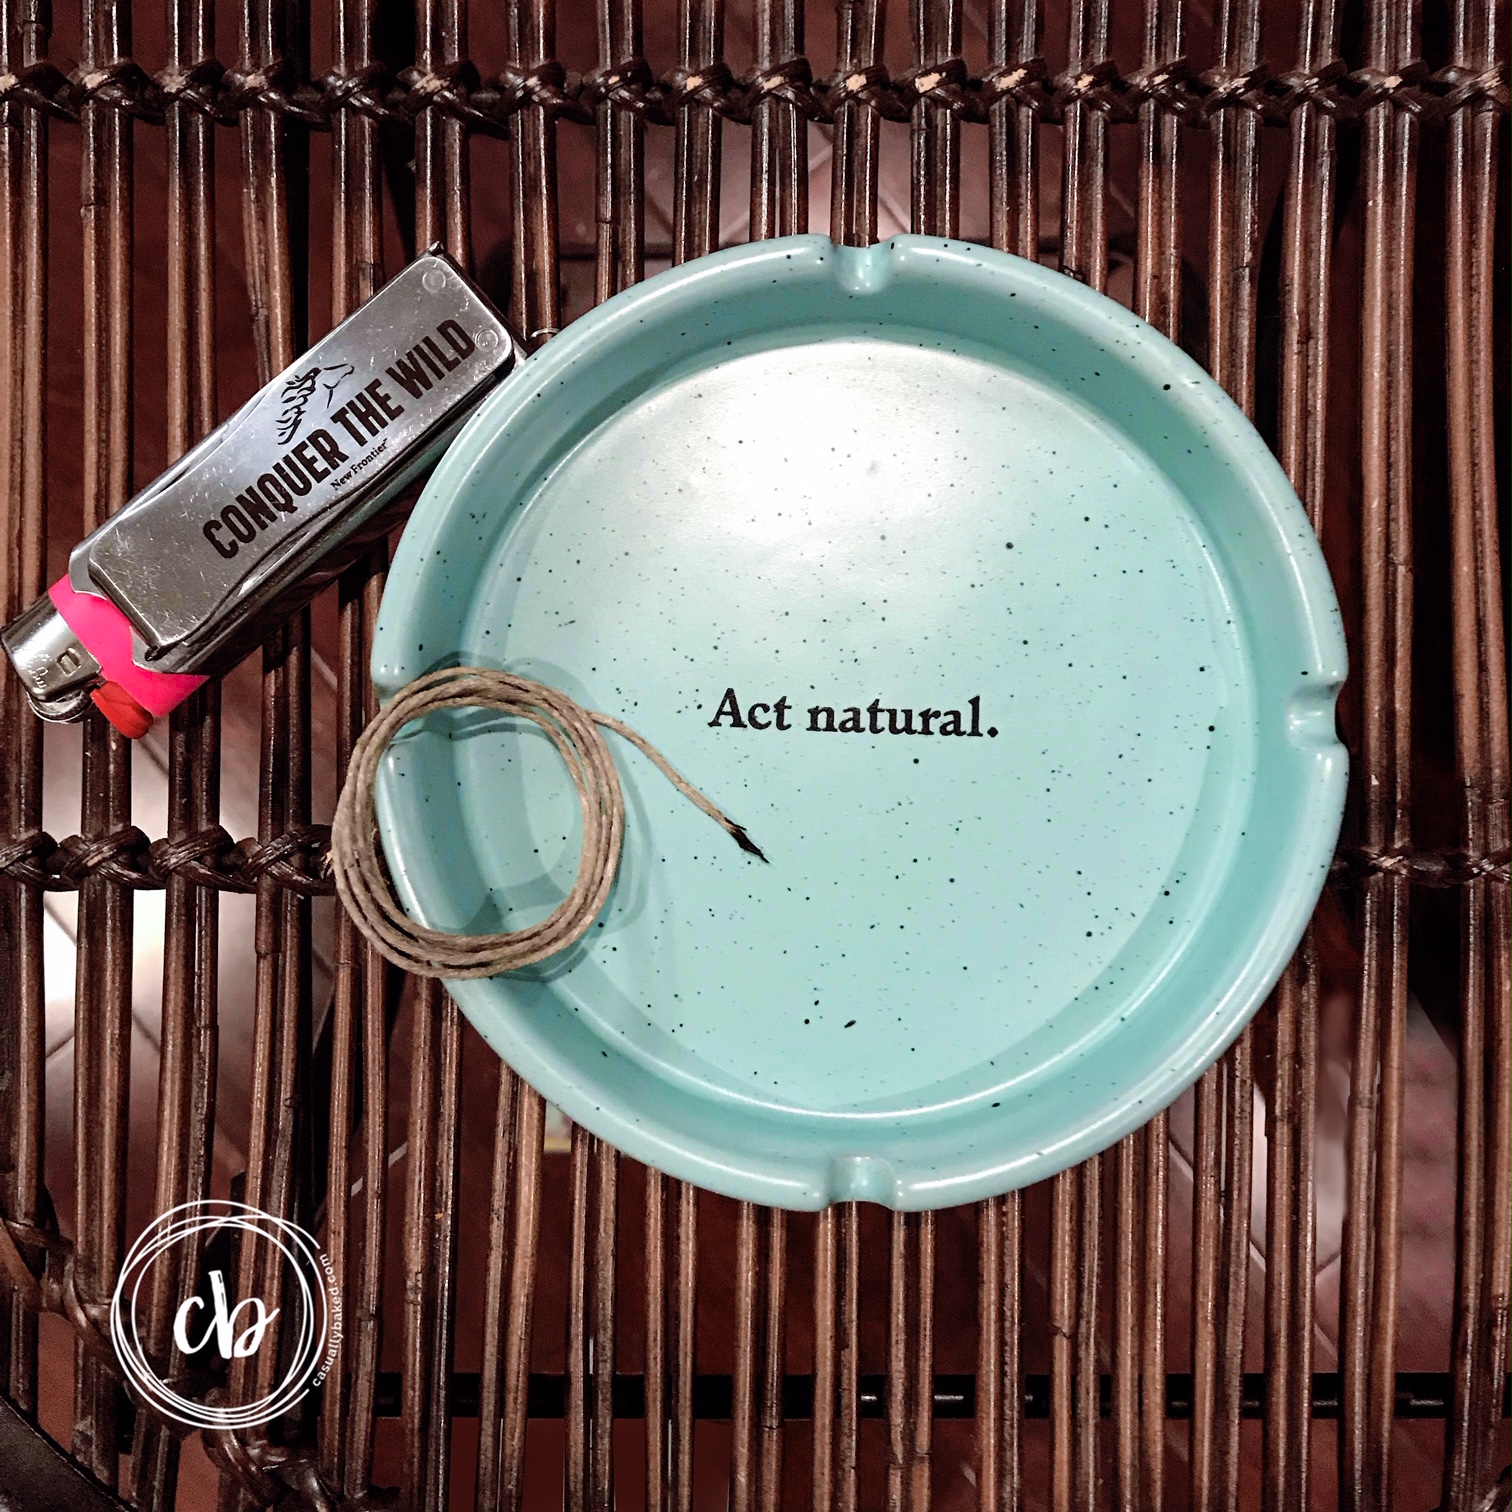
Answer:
330, 666, 765, 979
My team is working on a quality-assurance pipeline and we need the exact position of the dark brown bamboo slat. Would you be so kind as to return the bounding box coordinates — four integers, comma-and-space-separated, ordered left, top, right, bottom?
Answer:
1048, 1173, 1075, 1512
978, 1204, 1002, 1512
1115, 313, 1183, 1512
1057, 6, 1110, 1506
831, 0, 885, 247
752, 0, 806, 237
626, 1191, 696, 1490
491, 8, 559, 1500
1265, 943, 1310, 1512
226, 633, 311, 1509
911, 1213, 935, 1512
566, 1124, 592, 1512
562, 1129, 618, 1512
470, 11, 518, 1481
813, 1206, 838, 1512
1290, 958, 1321, 1512
0, 0, 48, 1422
401, 978, 464, 1508
976, 1194, 1023, 1512
332, 0, 382, 297
659, 16, 716, 1507
130, 0, 220, 1498
1275, 0, 1338, 534
671, 1178, 699, 1512
1114, 1133, 1140, 1512
221, 0, 310, 1499
406, 8, 473, 1503
72, 0, 136, 1483
438, 0, 472, 262
223, 509, 314, 1463
1208, 0, 1262, 413
216, 590, 283, 1509
1216, 1034, 1255, 1507
759, 1209, 789, 1512
427, 1005, 464, 1505
1003, 1196, 1023, 1512
1185, 1054, 1257, 1512
499, 1087, 545, 1512
887, 1213, 909, 1512
1132, 0, 1180, 341
135, 686, 222, 1512
325, 0, 385, 1490
1203, 1, 1263, 1502
645, 1172, 668, 1512
1073, 1166, 1100, 1512
477, 1061, 520, 1512
901, 10, 954, 1494
321, 600, 364, 1499
911, 0, 961, 236
1341, 0, 1417, 1502
585, 17, 637, 1503
1060, 0, 1107, 288
0, 3, 16, 1408
986, 0, 1038, 260
735, 1202, 762, 1512
1444, 0, 1510, 1506
508, 0, 562, 341
980, 10, 1037, 1482
672, 0, 722, 261
344, 753, 390, 1498
597, 0, 645, 299
1141, 1114, 1168, 1512
1265, 2, 1340, 1504
838, 1203, 861, 1512
1189, 1064, 1220, 1510
592, 1138, 619, 1512
1266, 936, 1322, 1512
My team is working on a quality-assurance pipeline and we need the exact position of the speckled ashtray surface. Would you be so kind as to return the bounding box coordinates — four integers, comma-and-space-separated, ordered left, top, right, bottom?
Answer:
370, 234, 1347, 1210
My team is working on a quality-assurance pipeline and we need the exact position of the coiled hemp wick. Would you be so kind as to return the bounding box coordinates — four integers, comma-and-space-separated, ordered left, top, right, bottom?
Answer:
329, 666, 767, 979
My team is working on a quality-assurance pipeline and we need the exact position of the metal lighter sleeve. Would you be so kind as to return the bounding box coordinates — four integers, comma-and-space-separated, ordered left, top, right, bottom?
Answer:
2, 249, 526, 737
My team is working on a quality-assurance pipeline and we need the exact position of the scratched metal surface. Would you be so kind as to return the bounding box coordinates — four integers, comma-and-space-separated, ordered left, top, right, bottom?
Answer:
0, 0, 1506, 1507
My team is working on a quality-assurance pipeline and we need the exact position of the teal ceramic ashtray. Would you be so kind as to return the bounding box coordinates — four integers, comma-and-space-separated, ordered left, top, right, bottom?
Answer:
370, 234, 1346, 1210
